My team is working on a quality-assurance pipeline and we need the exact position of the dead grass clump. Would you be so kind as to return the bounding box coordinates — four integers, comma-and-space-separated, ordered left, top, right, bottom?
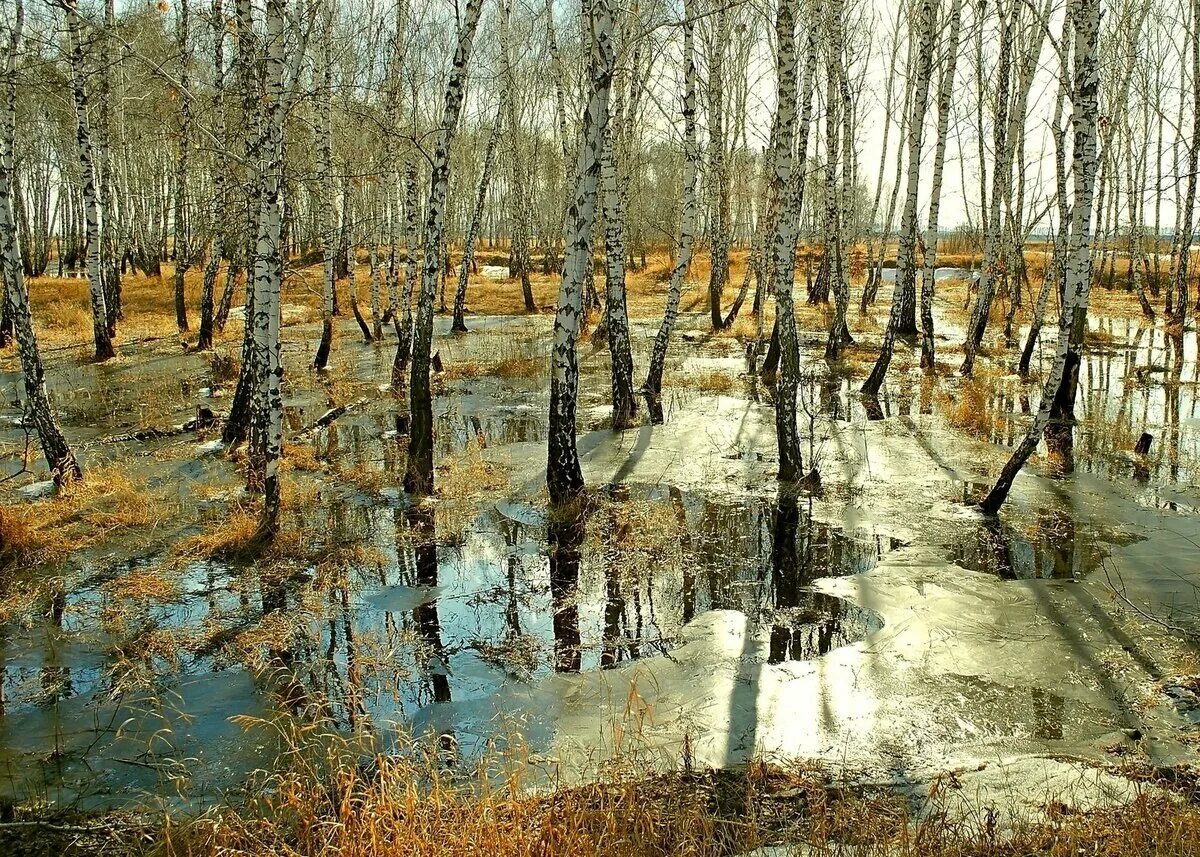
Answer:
209, 350, 239, 384
440, 354, 543, 383
0, 504, 73, 568
103, 566, 181, 603
172, 481, 316, 562
0, 468, 169, 569
147, 728, 1200, 857
678, 370, 737, 394
437, 441, 509, 501
938, 376, 1008, 442
174, 502, 263, 560
586, 493, 686, 577
435, 441, 510, 539
283, 442, 324, 473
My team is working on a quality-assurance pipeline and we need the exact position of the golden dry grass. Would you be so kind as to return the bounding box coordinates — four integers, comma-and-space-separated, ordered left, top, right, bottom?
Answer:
937, 372, 1011, 443
586, 492, 686, 576
15, 242, 1165, 362
138, 742, 1200, 857
7, 755, 1200, 857
434, 440, 511, 539
674, 370, 737, 394
439, 354, 544, 383
0, 467, 170, 569
171, 479, 318, 563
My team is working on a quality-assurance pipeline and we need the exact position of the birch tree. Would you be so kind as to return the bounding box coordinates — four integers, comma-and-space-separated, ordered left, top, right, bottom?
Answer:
66, 0, 115, 361
222, 0, 262, 445
1, 0, 80, 485
704, 0, 730, 329
771, 0, 808, 481
600, 76, 636, 429
314, 0, 335, 370
173, 0, 191, 334
980, 0, 1101, 513
822, 0, 852, 360
502, 0, 534, 313
862, 0, 937, 397
197, 0, 227, 351
917, 0, 963, 370
960, 0, 1046, 375
451, 98, 501, 334
247, 0, 288, 542
547, 0, 616, 506
404, 0, 484, 495
643, 0, 698, 400
1169, 0, 1199, 327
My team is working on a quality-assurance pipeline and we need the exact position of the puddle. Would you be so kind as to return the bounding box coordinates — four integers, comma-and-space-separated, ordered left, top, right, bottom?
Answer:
0, 484, 895, 804
947, 509, 1109, 580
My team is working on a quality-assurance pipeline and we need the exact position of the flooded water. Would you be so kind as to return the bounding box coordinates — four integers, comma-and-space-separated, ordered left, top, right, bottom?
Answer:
1, 304, 1199, 811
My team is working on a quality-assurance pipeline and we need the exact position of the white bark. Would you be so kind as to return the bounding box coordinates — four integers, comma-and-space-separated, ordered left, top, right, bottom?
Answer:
981, 0, 1102, 513
0, 0, 80, 484
644, 0, 699, 398
67, 0, 115, 361
405, 0, 484, 494
547, 0, 616, 504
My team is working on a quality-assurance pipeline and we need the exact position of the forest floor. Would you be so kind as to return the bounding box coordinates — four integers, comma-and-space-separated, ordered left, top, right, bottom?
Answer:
0, 250, 1198, 855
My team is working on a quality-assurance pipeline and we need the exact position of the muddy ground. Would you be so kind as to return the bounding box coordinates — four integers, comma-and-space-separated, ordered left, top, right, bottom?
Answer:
0, 273, 1197, 831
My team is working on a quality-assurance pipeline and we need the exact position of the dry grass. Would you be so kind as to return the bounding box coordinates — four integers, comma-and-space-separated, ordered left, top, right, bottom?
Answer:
171, 479, 318, 562
103, 565, 182, 603
435, 440, 511, 539
937, 373, 1011, 443
14, 244, 1163, 361
440, 354, 544, 383
41, 730, 1196, 857
586, 492, 686, 577
283, 441, 325, 473
0, 467, 170, 569
675, 370, 737, 394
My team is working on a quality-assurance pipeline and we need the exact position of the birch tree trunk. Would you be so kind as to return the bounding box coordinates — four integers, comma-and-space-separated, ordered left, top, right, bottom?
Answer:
600, 95, 636, 429
547, 0, 616, 505
1, 0, 80, 485
500, 1, 534, 314
1018, 13, 1071, 377
314, 0, 335, 369
249, 0, 287, 541
173, 0, 191, 333
222, 0, 262, 444
198, 0, 226, 351
859, 10, 905, 312
99, 0, 120, 332
404, 0, 484, 495
346, 207, 373, 343
705, 2, 730, 329
980, 0, 1101, 513
771, 0, 806, 481
451, 98, 502, 334
918, 0, 963, 370
1169, 0, 1200, 328
67, 0, 115, 362
369, 238, 383, 341
961, 3, 1026, 376
822, 0, 851, 360
391, 158, 419, 386
862, 0, 937, 397
643, 0, 698, 400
